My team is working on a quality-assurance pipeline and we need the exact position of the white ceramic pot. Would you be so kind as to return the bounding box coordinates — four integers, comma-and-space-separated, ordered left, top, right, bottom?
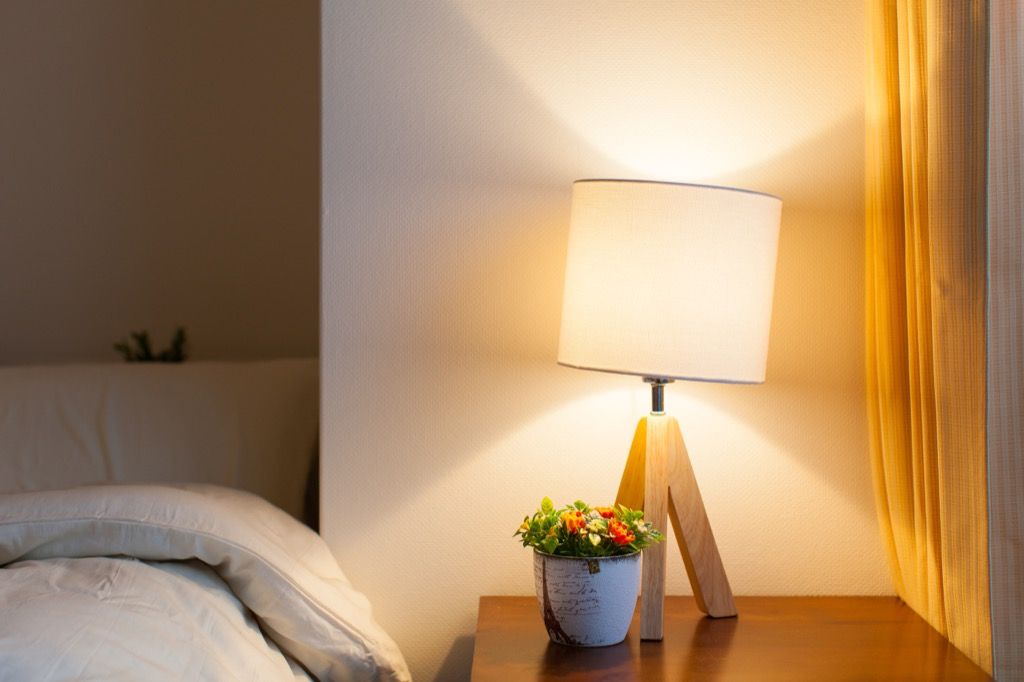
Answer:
532, 550, 641, 647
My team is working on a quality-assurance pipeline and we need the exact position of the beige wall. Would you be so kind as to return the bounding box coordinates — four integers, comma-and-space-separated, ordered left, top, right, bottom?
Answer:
0, 1, 318, 365
321, 1, 888, 680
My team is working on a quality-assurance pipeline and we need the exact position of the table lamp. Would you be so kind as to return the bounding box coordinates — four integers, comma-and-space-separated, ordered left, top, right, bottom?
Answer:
558, 179, 782, 639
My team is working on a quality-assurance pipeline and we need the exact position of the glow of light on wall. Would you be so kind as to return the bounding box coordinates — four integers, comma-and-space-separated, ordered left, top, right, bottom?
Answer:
452, 0, 864, 182
365, 382, 785, 536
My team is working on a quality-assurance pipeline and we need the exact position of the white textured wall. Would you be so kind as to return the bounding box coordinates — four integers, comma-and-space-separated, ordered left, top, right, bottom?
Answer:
0, 1, 318, 365
321, 2, 888, 680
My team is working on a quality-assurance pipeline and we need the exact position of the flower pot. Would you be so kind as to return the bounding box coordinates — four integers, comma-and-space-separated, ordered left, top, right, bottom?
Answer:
532, 550, 640, 647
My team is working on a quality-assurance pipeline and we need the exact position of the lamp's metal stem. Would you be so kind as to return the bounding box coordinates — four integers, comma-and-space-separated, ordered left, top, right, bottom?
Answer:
643, 377, 674, 415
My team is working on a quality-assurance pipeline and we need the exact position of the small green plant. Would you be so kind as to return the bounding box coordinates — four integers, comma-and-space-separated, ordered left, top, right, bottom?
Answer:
114, 327, 188, 363
515, 497, 664, 557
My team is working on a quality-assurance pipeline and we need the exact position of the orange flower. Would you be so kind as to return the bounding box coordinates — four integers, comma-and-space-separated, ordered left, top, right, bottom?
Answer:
608, 520, 636, 546
560, 510, 587, 534
595, 506, 615, 519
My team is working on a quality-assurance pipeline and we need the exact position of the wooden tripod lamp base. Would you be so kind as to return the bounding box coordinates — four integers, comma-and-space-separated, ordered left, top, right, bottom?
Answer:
615, 413, 737, 640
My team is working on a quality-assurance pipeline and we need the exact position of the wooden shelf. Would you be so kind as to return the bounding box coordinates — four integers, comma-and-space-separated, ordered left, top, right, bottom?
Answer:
470, 596, 990, 681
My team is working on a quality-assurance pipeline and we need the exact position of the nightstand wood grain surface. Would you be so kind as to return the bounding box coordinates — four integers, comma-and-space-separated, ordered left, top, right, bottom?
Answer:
470, 596, 990, 681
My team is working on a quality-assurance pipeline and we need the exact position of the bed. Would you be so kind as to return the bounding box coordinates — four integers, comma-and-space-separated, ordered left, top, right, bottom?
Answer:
0, 360, 410, 681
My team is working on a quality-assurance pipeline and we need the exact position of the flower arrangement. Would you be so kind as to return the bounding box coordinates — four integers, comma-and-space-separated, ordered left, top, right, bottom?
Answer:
515, 497, 664, 557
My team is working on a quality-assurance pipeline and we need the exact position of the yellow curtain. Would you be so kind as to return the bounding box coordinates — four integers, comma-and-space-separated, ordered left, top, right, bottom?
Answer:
865, 0, 991, 674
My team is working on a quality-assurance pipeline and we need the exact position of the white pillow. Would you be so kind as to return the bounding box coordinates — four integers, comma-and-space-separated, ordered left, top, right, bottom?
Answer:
0, 359, 317, 519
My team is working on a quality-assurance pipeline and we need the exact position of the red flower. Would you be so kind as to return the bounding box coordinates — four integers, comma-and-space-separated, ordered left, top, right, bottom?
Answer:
595, 506, 615, 519
608, 520, 636, 546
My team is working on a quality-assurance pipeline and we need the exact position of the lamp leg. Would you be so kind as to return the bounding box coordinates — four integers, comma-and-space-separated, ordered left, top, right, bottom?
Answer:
616, 415, 736, 640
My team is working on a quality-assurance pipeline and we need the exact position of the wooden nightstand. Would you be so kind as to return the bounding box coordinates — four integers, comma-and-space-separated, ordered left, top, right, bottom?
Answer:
470, 596, 990, 681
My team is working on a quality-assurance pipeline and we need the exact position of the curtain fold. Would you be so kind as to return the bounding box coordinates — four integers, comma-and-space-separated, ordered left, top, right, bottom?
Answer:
987, 1, 1024, 678
865, 0, 991, 674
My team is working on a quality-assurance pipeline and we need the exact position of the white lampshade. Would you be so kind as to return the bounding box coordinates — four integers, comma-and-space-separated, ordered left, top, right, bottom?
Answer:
558, 180, 782, 384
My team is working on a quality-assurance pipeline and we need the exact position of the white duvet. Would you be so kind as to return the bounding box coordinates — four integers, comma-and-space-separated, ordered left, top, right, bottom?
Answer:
0, 485, 410, 682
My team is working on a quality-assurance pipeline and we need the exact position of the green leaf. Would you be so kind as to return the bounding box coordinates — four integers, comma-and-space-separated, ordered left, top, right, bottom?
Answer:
573, 500, 588, 511
542, 536, 558, 554
541, 497, 554, 514
113, 342, 132, 361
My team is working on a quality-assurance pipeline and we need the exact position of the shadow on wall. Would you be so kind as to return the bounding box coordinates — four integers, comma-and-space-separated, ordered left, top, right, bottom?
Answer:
322, 0, 625, 520
322, 1, 878, 681
323, 3, 619, 678
0, 0, 319, 364
435, 635, 476, 682
696, 108, 870, 511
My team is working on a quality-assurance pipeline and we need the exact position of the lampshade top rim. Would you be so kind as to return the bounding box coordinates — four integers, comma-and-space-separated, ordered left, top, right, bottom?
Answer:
573, 178, 781, 202
556, 360, 764, 385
